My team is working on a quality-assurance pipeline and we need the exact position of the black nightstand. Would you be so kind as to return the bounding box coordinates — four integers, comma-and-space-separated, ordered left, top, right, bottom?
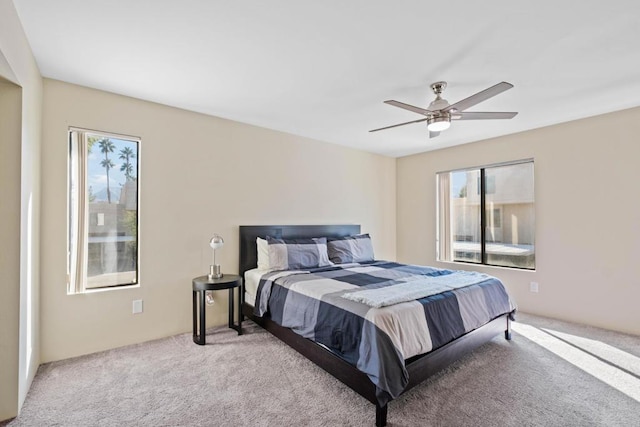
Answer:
192, 274, 243, 345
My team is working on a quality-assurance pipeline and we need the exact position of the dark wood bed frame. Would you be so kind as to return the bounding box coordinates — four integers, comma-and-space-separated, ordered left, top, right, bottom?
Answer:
239, 225, 511, 427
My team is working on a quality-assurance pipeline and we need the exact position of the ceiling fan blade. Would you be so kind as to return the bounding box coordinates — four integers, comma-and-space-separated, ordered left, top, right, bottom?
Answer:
384, 100, 433, 116
444, 82, 514, 113
454, 111, 518, 120
429, 131, 440, 138
369, 117, 428, 132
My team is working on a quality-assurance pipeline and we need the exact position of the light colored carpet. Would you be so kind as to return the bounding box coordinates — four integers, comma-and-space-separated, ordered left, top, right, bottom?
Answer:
4, 313, 639, 426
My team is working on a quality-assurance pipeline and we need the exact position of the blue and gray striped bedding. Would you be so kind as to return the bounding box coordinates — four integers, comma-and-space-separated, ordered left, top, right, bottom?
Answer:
254, 261, 516, 405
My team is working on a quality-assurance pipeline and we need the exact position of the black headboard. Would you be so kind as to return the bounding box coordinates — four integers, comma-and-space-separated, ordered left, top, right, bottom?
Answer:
239, 224, 361, 277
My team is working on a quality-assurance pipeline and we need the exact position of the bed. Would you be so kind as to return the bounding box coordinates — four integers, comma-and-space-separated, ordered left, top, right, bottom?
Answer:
239, 225, 514, 426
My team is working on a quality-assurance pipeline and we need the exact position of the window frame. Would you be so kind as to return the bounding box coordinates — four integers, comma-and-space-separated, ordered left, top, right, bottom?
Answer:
67, 127, 141, 294
436, 159, 535, 271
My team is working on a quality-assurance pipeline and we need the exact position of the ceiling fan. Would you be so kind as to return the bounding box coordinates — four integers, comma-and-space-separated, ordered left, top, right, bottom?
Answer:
370, 81, 518, 138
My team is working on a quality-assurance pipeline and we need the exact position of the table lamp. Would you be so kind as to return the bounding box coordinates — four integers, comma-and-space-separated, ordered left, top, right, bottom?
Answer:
208, 234, 224, 280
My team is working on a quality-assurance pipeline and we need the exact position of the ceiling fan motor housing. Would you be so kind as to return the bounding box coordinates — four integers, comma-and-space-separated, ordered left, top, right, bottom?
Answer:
428, 98, 450, 111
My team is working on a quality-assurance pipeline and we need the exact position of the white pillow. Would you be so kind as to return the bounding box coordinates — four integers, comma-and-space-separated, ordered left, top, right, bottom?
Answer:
256, 237, 270, 270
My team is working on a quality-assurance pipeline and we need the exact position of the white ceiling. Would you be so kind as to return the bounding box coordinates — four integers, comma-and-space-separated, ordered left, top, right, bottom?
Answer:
13, 0, 640, 157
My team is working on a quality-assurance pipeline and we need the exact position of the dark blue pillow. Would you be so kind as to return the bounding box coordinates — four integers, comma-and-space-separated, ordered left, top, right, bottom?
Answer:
327, 234, 374, 264
266, 236, 331, 270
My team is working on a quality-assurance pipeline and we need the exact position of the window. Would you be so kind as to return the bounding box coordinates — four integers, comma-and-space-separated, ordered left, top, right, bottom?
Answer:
437, 160, 535, 269
68, 128, 140, 293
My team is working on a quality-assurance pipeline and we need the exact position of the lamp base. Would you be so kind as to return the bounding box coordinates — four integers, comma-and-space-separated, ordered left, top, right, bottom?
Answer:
208, 264, 223, 280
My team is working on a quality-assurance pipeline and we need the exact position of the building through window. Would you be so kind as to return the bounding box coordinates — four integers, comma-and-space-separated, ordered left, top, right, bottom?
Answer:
437, 160, 535, 269
68, 128, 140, 293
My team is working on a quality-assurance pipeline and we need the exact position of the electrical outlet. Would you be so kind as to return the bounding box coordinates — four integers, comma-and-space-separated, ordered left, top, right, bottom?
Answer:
530, 282, 539, 293
132, 299, 143, 314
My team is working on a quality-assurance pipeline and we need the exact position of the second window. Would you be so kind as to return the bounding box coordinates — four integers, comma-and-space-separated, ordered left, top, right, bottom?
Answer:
437, 160, 535, 269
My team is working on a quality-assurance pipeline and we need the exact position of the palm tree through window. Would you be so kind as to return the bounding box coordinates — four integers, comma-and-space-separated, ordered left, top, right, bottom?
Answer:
68, 128, 140, 293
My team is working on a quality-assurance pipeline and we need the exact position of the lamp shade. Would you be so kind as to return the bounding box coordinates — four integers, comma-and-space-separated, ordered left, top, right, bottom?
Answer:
209, 234, 224, 250
427, 117, 451, 132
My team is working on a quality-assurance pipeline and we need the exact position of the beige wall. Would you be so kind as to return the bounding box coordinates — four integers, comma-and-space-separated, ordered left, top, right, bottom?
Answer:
397, 107, 640, 336
0, 77, 22, 421
40, 79, 396, 363
0, 0, 43, 421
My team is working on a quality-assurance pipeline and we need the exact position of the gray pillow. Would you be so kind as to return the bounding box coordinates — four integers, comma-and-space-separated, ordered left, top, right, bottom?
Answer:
266, 236, 332, 270
327, 234, 374, 264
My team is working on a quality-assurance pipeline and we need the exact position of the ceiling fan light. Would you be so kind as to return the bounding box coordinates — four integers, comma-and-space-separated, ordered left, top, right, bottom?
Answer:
427, 117, 451, 132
